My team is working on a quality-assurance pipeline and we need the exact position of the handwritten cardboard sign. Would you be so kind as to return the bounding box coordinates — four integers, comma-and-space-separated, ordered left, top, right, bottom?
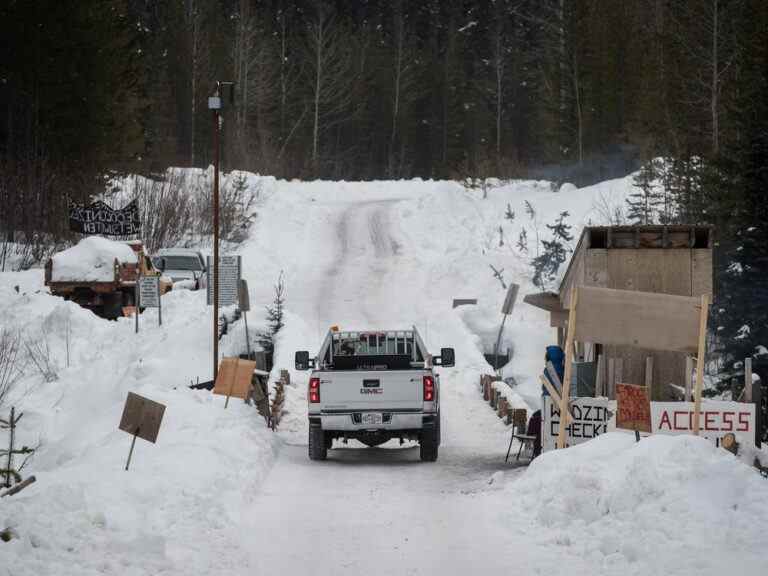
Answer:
616, 384, 651, 433
119, 392, 166, 443
651, 401, 756, 448
542, 396, 616, 451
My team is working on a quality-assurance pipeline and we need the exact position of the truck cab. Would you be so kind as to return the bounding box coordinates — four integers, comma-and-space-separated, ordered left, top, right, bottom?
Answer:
295, 328, 454, 462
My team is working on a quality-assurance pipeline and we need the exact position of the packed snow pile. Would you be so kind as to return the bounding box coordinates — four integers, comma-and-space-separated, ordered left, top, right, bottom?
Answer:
509, 433, 768, 573
50, 236, 137, 282
0, 280, 277, 575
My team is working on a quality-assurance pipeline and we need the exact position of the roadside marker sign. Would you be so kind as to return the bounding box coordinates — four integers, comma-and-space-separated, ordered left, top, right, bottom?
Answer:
119, 392, 166, 470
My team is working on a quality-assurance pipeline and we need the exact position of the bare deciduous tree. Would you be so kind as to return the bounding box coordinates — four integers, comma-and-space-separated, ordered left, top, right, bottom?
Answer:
0, 329, 24, 408
303, 5, 356, 169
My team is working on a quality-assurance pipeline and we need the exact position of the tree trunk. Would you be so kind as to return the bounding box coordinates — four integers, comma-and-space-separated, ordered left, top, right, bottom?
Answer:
711, 0, 719, 155
312, 21, 322, 164
390, 15, 403, 177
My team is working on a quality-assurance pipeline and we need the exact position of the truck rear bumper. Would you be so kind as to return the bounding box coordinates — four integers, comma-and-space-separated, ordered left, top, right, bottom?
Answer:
316, 411, 428, 431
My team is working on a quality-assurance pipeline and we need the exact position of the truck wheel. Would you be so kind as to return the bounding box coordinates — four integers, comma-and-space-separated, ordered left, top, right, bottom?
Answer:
420, 423, 439, 462
102, 293, 123, 320
309, 426, 327, 461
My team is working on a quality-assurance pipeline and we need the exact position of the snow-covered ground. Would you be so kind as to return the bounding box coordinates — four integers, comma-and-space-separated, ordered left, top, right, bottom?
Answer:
2, 173, 766, 575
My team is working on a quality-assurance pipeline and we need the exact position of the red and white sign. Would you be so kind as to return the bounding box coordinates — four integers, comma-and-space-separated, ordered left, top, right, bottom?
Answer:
651, 401, 756, 448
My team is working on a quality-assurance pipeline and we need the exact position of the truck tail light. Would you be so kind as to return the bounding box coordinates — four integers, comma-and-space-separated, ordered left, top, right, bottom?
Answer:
423, 375, 435, 402
309, 377, 320, 403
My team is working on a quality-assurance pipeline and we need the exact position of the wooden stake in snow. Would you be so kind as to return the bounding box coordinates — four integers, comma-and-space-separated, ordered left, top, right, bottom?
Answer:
692, 294, 710, 436
556, 287, 578, 449
0, 475, 35, 498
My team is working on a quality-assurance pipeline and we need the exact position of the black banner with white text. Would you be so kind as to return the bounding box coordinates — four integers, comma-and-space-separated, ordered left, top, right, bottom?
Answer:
69, 200, 141, 236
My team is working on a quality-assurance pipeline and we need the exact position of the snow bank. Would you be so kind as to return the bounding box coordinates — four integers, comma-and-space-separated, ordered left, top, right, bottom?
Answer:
50, 236, 137, 282
0, 276, 277, 575
510, 433, 768, 573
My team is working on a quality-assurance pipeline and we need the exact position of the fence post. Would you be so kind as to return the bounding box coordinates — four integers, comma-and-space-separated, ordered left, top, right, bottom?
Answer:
745, 358, 753, 403
753, 379, 762, 449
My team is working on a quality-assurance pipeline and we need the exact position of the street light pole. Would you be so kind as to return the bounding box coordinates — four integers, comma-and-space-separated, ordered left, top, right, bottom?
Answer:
208, 81, 234, 384
212, 94, 220, 383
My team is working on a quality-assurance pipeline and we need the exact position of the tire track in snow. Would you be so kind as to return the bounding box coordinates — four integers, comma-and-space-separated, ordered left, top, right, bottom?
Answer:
315, 199, 403, 328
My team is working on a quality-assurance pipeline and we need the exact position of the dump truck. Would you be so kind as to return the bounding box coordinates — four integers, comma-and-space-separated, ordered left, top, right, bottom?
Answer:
45, 236, 171, 319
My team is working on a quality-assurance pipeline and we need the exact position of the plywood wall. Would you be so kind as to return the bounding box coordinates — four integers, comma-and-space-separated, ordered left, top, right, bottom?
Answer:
561, 244, 712, 400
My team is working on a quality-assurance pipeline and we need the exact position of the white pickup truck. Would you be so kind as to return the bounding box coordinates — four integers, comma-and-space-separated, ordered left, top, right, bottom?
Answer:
295, 328, 455, 462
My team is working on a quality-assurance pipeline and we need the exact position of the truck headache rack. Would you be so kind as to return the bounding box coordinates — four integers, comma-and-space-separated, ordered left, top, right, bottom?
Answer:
316, 329, 429, 370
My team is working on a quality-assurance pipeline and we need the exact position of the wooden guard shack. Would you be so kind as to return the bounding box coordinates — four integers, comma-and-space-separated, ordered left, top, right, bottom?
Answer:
526, 225, 713, 400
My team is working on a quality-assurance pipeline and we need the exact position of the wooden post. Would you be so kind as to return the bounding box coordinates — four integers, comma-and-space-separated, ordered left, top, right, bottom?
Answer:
225, 372, 236, 409
685, 356, 694, 401
614, 358, 624, 389
595, 354, 604, 397
157, 280, 163, 327
125, 428, 139, 471
607, 358, 615, 399
692, 293, 710, 436
645, 356, 654, 390
745, 357, 753, 403
134, 279, 139, 334
3, 407, 14, 488
557, 287, 578, 449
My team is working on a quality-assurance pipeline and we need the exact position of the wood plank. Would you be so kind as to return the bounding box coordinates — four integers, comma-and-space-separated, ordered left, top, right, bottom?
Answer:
540, 375, 563, 409
214, 357, 256, 400
557, 287, 578, 449
607, 249, 638, 291
584, 249, 608, 287
119, 392, 166, 444
573, 286, 701, 353
692, 249, 713, 296
550, 309, 568, 327
635, 251, 664, 293
595, 354, 605, 397
645, 356, 654, 388
692, 294, 710, 435
607, 358, 615, 399
662, 249, 693, 295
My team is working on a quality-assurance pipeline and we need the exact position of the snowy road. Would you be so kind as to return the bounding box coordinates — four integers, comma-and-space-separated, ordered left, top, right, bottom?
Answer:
248, 442, 527, 576
314, 199, 407, 329
245, 189, 528, 575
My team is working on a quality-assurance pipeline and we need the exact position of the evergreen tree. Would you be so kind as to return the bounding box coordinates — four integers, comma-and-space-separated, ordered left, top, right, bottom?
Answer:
628, 158, 668, 224
708, 0, 768, 436
258, 272, 286, 368
531, 211, 573, 291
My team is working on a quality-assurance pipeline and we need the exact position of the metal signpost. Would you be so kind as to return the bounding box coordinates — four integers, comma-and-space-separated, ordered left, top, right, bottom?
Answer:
494, 283, 520, 374
239, 279, 251, 358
